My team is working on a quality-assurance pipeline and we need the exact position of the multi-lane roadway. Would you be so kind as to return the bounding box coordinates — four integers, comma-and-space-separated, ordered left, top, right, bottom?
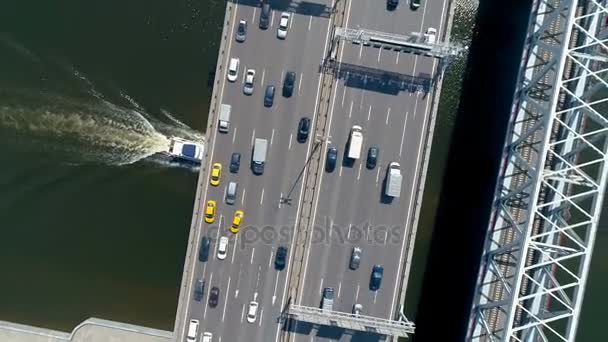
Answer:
177, 0, 451, 341
180, 1, 335, 341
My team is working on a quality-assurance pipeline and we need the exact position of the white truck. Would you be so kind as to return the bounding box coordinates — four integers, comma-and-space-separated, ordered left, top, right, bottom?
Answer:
385, 162, 402, 198
347, 125, 364, 160
218, 104, 231, 133
252, 138, 268, 175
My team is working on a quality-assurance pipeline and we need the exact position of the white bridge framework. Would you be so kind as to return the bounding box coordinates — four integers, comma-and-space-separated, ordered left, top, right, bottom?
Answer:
468, 0, 608, 341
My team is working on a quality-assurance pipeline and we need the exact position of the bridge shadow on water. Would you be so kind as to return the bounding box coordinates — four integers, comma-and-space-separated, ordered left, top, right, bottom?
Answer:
413, 0, 533, 341
230, 0, 332, 18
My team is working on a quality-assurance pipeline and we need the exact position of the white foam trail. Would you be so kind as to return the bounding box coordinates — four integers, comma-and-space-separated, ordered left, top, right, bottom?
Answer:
0, 33, 41, 64
160, 108, 190, 129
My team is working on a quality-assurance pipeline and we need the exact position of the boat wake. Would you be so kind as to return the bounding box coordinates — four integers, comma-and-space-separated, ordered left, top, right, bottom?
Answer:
0, 88, 204, 167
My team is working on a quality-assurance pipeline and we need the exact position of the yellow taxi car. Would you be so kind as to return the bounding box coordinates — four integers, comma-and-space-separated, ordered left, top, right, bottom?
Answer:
230, 210, 244, 233
204, 200, 217, 223
210, 163, 222, 186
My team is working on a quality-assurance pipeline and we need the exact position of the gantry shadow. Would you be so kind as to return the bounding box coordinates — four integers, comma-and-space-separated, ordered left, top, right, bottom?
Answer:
230, 0, 333, 18
322, 59, 432, 95
285, 319, 386, 341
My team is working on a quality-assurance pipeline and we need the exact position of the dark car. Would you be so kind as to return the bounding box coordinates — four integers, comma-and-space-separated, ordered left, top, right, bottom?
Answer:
297, 117, 311, 143
366, 146, 379, 169
230, 152, 241, 173
410, 0, 421, 10
264, 85, 275, 107
282, 71, 296, 97
199, 236, 210, 262
388, 0, 399, 10
325, 147, 337, 172
370, 264, 384, 291
275, 246, 288, 270
209, 286, 220, 308
236, 19, 247, 42
259, 3, 271, 29
194, 278, 205, 301
349, 247, 362, 270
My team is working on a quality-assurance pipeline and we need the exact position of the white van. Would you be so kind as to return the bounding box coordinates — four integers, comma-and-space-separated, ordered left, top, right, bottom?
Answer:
187, 319, 199, 342
227, 57, 240, 82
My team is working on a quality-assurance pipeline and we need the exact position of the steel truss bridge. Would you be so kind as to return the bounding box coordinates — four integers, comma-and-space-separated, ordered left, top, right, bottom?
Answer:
468, 0, 608, 341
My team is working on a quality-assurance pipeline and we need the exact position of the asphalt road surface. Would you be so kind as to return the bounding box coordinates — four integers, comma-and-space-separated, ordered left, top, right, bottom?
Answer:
179, 0, 335, 341
294, 0, 450, 341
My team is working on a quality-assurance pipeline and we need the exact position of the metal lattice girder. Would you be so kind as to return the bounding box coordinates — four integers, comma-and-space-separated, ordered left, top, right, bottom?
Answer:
468, 0, 608, 341
334, 27, 463, 59
286, 304, 415, 338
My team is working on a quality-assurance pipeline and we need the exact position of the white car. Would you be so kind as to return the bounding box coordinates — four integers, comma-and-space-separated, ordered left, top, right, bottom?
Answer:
217, 236, 229, 260
243, 69, 255, 95
247, 301, 259, 323
425, 27, 437, 44
277, 12, 290, 39
227, 57, 240, 82
202, 332, 213, 342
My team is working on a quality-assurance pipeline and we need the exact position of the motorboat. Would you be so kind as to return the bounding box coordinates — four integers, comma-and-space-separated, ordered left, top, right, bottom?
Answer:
164, 137, 204, 164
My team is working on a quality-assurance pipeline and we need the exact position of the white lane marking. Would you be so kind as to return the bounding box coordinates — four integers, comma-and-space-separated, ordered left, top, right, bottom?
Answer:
348, 100, 353, 118
203, 272, 213, 319
251, 129, 256, 146
347, 224, 352, 240
279, 192, 283, 209
242, 67, 247, 83
298, 72, 303, 94
219, 336, 222, 342
355, 284, 360, 302
260, 188, 265, 204
231, 232, 239, 264
383, 229, 388, 244
258, 308, 264, 327
328, 218, 333, 240
222, 276, 231, 322
341, 85, 346, 107
261, 69, 266, 87
308, 16, 313, 30
376, 167, 381, 184
359, 44, 363, 59
339, 165, 343, 177
318, 278, 324, 295
272, 271, 280, 305
377, 47, 382, 62
374, 290, 378, 304
241, 304, 246, 323
241, 188, 246, 206
399, 111, 409, 157
367, 105, 372, 121
357, 163, 362, 180
270, 10, 275, 28
251, 247, 255, 264
180, 3, 237, 338
252, 8, 256, 22
271, 128, 275, 145
288, 134, 293, 150
289, 12, 293, 30
232, 127, 237, 144
337, 281, 342, 298
280, 70, 285, 85
269, 250, 274, 269
386, 107, 391, 125
396, 51, 400, 64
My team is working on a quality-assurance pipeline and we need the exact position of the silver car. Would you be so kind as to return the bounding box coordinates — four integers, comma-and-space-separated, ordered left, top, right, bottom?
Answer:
350, 247, 362, 270
235, 19, 247, 42
243, 69, 255, 95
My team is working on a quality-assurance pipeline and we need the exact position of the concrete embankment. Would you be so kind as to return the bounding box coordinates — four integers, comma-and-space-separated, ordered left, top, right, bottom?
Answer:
0, 318, 172, 342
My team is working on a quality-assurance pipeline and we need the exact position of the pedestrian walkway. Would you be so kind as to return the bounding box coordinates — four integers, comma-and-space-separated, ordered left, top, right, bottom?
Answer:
0, 318, 172, 342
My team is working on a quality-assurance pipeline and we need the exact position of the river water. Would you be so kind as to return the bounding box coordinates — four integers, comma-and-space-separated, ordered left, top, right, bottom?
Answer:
0, 0, 604, 340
